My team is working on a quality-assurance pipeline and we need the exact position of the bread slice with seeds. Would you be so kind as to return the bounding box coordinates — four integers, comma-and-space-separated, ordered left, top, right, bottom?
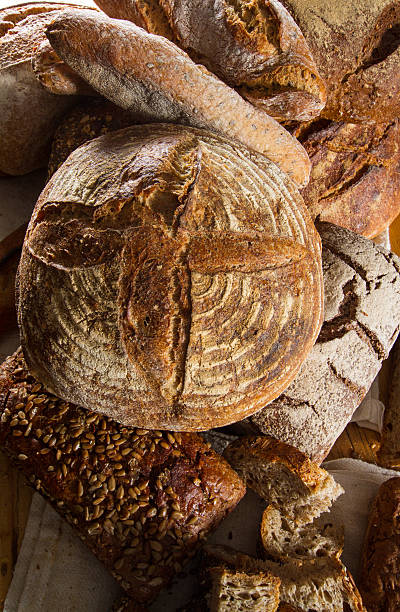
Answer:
223, 436, 343, 526
260, 505, 344, 561
203, 544, 365, 612
207, 566, 280, 611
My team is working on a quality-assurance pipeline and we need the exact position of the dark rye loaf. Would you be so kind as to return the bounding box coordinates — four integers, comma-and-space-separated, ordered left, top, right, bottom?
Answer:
378, 339, 400, 469
0, 349, 245, 604
281, 0, 400, 123
243, 222, 400, 463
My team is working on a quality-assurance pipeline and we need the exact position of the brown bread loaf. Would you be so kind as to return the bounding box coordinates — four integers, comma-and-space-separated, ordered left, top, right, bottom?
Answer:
47, 99, 138, 178
0, 349, 245, 604
242, 222, 400, 463
294, 118, 400, 238
17, 124, 323, 431
0, 2, 96, 175
280, 0, 400, 123
93, 0, 326, 123
45, 8, 311, 187
378, 339, 400, 469
358, 477, 400, 612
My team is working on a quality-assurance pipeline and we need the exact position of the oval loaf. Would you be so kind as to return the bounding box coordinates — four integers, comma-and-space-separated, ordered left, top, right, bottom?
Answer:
18, 124, 323, 431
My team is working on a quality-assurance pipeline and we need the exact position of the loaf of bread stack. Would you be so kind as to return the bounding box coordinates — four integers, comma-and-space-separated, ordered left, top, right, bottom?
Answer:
1, 0, 400, 609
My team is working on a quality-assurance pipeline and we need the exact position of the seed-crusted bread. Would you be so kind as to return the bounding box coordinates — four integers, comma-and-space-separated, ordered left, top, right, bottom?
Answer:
203, 545, 365, 612
207, 566, 280, 612
223, 436, 344, 526
0, 349, 245, 603
260, 505, 344, 561
93, 0, 326, 123
358, 477, 400, 612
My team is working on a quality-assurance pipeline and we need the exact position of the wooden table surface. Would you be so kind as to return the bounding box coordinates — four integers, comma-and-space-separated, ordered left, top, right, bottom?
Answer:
0, 221, 399, 610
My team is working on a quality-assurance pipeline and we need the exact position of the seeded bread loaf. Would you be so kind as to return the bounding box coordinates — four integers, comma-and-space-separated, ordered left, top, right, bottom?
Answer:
93, 0, 326, 123
18, 124, 323, 431
47, 99, 138, 178
207, 566, 280, 611
377, 339, 400, 469
45, 8, 311, 187
111, 597, 148, 612
223, 436, 343, 526
0, 349, 246, 603
203, 544, 365, 612
0, 2, 95, 175
281, 0, 400, 123
294, 118, 400, 238
358, 477, 400, 612
243, 222, 400, 463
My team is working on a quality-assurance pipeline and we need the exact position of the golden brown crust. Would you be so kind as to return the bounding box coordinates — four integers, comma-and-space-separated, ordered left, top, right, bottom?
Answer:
281, 0, 400, 123
359, 477, 400, 612
45, 8, 311, 187
294, 119, 400, 238
0, 349, 245, 603
18, 124, 323, 431
94, 0, 326, 123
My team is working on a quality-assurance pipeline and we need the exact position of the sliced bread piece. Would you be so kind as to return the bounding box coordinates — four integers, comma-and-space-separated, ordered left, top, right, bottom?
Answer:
260, 505, 344, 561
203, 545, 365, 612
223, 436, 343, 525
207, 566, 280, 612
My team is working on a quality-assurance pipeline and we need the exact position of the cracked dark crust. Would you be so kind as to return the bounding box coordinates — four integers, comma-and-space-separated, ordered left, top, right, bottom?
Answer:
359, 478, 400, 612
0, 349, 245, 603
293, 119, 400, 238
94, 0, 326, 123
247, 222, 400, 462
18, 123, 323, 431
281, 0, 400, 123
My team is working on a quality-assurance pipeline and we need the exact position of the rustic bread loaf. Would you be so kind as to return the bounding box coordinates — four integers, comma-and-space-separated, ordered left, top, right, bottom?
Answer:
244, 222, 400, 463
203, 544, 365, 612
260, 505, 344, 561
223, 436, 343, 525
207, 566, 280, 611
18, 124, 323, 431
93, 0, 326, 123
377, 339, 400, 469
358, 477, 400, 612
47, 99, 138, 178
294, 118, 400, 238
280, 0, 400, 123
0, 2, 95, 175
0, 349, 245, 603
45, 8, 311, 186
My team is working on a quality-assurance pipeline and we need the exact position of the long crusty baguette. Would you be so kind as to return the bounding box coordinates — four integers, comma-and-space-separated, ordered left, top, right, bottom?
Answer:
45, 8, 311, 187
0, 349, 245, 603
94, 0, 326, 123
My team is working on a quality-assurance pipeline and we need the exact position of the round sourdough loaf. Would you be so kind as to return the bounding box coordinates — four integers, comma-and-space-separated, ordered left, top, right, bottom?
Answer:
0, 2, 96, 176
17, 124, 323, 431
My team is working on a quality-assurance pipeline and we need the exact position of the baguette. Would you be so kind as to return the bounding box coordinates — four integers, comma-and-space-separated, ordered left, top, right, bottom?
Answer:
93, 0, 326, 123
45, 8, 311, 187
358, 477, 400, 612
0, 349, 245, 603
